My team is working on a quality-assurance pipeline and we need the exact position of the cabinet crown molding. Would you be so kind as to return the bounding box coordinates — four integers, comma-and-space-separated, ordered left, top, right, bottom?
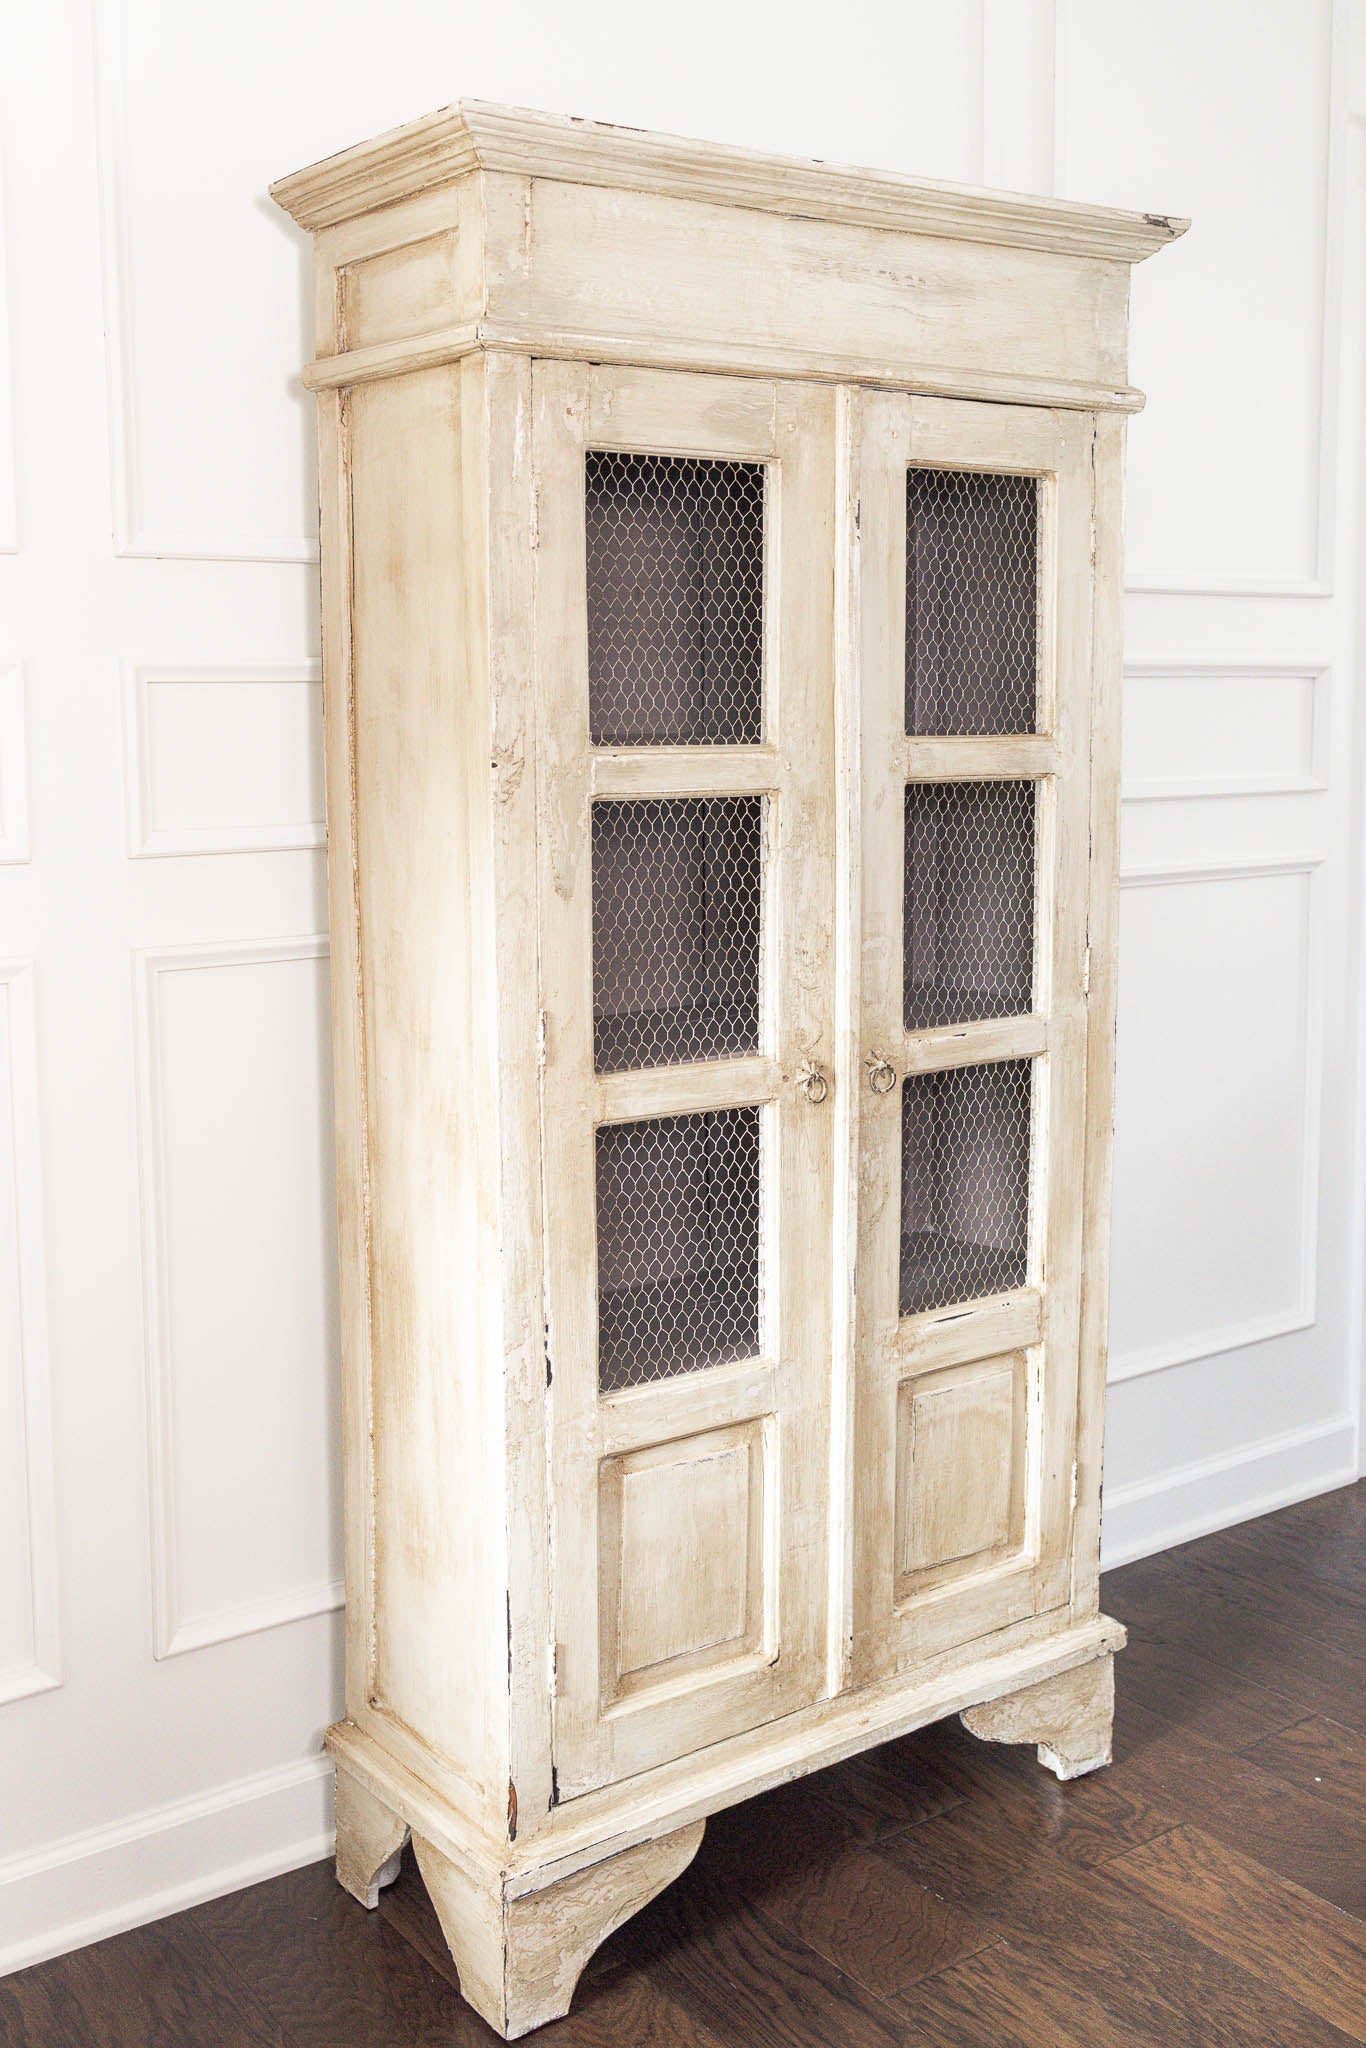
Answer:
270, 97, 1189, 262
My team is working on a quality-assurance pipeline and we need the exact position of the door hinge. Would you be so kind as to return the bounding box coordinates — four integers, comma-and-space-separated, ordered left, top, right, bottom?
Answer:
1082, 946, 1091, 1001
507, 1778, 518, 1840
537, 1009, 549, 1069
1070, 1460, 1079, 1513
550, 1763, 560, 1807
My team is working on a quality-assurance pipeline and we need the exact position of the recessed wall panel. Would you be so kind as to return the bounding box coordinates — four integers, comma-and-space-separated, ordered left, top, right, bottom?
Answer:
131, 667, 323, 855
144, 944, 341, 1649
1109, 868, 1313, 1376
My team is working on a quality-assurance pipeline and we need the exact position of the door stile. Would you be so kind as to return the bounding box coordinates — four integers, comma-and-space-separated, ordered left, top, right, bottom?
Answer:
532, 359, 602, 1787
827, 384, 865, 1700
849, 388, 917, 1689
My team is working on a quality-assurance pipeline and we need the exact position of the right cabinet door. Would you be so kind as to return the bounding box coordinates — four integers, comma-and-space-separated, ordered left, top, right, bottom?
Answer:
850, 393, 1097, 1682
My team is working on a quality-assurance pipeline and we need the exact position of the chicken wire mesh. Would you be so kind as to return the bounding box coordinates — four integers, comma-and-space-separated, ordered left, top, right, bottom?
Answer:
906, 468, 1039, 736
595, 1106, 763, 1391
593, 796, 764, 1073
904, 781, 1036, 1031
900, 1059, 1033, 1316
586, 450, 766, 746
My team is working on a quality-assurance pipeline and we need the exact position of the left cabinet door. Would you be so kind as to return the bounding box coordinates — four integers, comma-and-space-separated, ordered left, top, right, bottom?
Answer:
533, 362, 837, 1797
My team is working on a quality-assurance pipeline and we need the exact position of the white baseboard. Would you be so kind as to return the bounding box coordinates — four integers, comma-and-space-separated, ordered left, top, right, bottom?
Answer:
1100, 1412, 1359, 1570
0, 1752, 335, 1979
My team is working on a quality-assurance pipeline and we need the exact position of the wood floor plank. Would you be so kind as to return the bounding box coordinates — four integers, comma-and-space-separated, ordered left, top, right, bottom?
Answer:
691, 1773, 893, 1897
1112, 1622, 1305, 1750
1114, 1701, 1366, 1918
0, 1911, 289, 2048
1107, 1550, 1366, 1734
734, 1837, 998, 2003
887, 1713, 1181, 1876
801, 1738, 970, 1844
192, 1860, 489, 2047
1194, 1527, 1366, 1622
1212, 1484, 1366, 1594
1103, 1825, 1366, 2042
881, 1825, 1362, 2048
891, 1939, 1160, 2048
630, 1873, 909, 2048
532, 1968, 732, 2048
1242, 1715, 1366, 1808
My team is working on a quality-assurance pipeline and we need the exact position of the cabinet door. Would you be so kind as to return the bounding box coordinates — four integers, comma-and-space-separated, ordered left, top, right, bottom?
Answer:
533, 362, 837, 1797
850, 392, 1095, 1681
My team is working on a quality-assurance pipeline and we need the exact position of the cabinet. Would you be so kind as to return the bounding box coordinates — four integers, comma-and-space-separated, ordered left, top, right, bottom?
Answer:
272, 104, 1185, 2039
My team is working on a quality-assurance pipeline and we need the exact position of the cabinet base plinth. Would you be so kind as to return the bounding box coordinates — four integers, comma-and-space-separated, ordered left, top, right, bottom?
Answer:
335, 1762, 410, 1909
331, 1748, 704, 2040
412, 1820, 704, 2039
960, 1651, 1116, 1779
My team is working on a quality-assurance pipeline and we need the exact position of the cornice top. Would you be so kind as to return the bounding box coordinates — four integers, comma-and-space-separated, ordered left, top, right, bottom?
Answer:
270, 99, 1189, 263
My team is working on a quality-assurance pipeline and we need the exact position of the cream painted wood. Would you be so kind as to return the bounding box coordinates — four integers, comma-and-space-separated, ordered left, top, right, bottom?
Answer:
333, 1766, 409, 1911
961, 1652, 1117, 1779
275, 104, 1185, 415
412, 1819, 705, 2038
850, 394, 1096, 1684
271, 102, 1180, 2039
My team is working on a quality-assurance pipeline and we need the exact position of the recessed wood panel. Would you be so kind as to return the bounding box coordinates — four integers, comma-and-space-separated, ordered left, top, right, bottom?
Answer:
894, 1354, 1026, 1599
340, 231, 460, 351
600, 1421, 767, 1704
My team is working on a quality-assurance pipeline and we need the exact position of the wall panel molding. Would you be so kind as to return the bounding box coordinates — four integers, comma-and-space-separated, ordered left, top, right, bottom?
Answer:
0, 663, 30, 863
90, 0, 317, 564
1108, 852, 1325, 1384
0, 960, 61, 1707
0, 155, 18, 555
1053, 0, 1345, 597
122, 662, 324, 858
1120, 661, 1328, 803
133, 936, 340, 1660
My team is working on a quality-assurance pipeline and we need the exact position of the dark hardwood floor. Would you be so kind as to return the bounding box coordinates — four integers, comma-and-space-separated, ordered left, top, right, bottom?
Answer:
4, 1481, 1364, 2047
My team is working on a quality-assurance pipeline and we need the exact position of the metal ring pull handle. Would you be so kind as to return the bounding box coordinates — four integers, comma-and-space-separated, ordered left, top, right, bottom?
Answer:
865, 1052, 898, 1096
795, 1061, 830, 1107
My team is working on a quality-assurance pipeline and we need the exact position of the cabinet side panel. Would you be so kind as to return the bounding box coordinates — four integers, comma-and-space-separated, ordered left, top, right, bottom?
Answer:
317, 389, 375, 1726
1074, 411, 1126, 1614
347, 367, 507, 1808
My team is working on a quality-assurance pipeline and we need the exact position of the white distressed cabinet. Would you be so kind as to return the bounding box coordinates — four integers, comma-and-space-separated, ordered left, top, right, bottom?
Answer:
272, 105, 1184, 2038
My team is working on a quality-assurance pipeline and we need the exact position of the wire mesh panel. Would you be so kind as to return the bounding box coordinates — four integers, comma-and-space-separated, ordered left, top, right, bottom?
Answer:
900, 1060, 1032, 1316
904, 782, 1036, 1030
596, 1107, 763, 1391
906, 468, 1038, 736
586, 451, 766, 746
593, 796, 764, 1072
